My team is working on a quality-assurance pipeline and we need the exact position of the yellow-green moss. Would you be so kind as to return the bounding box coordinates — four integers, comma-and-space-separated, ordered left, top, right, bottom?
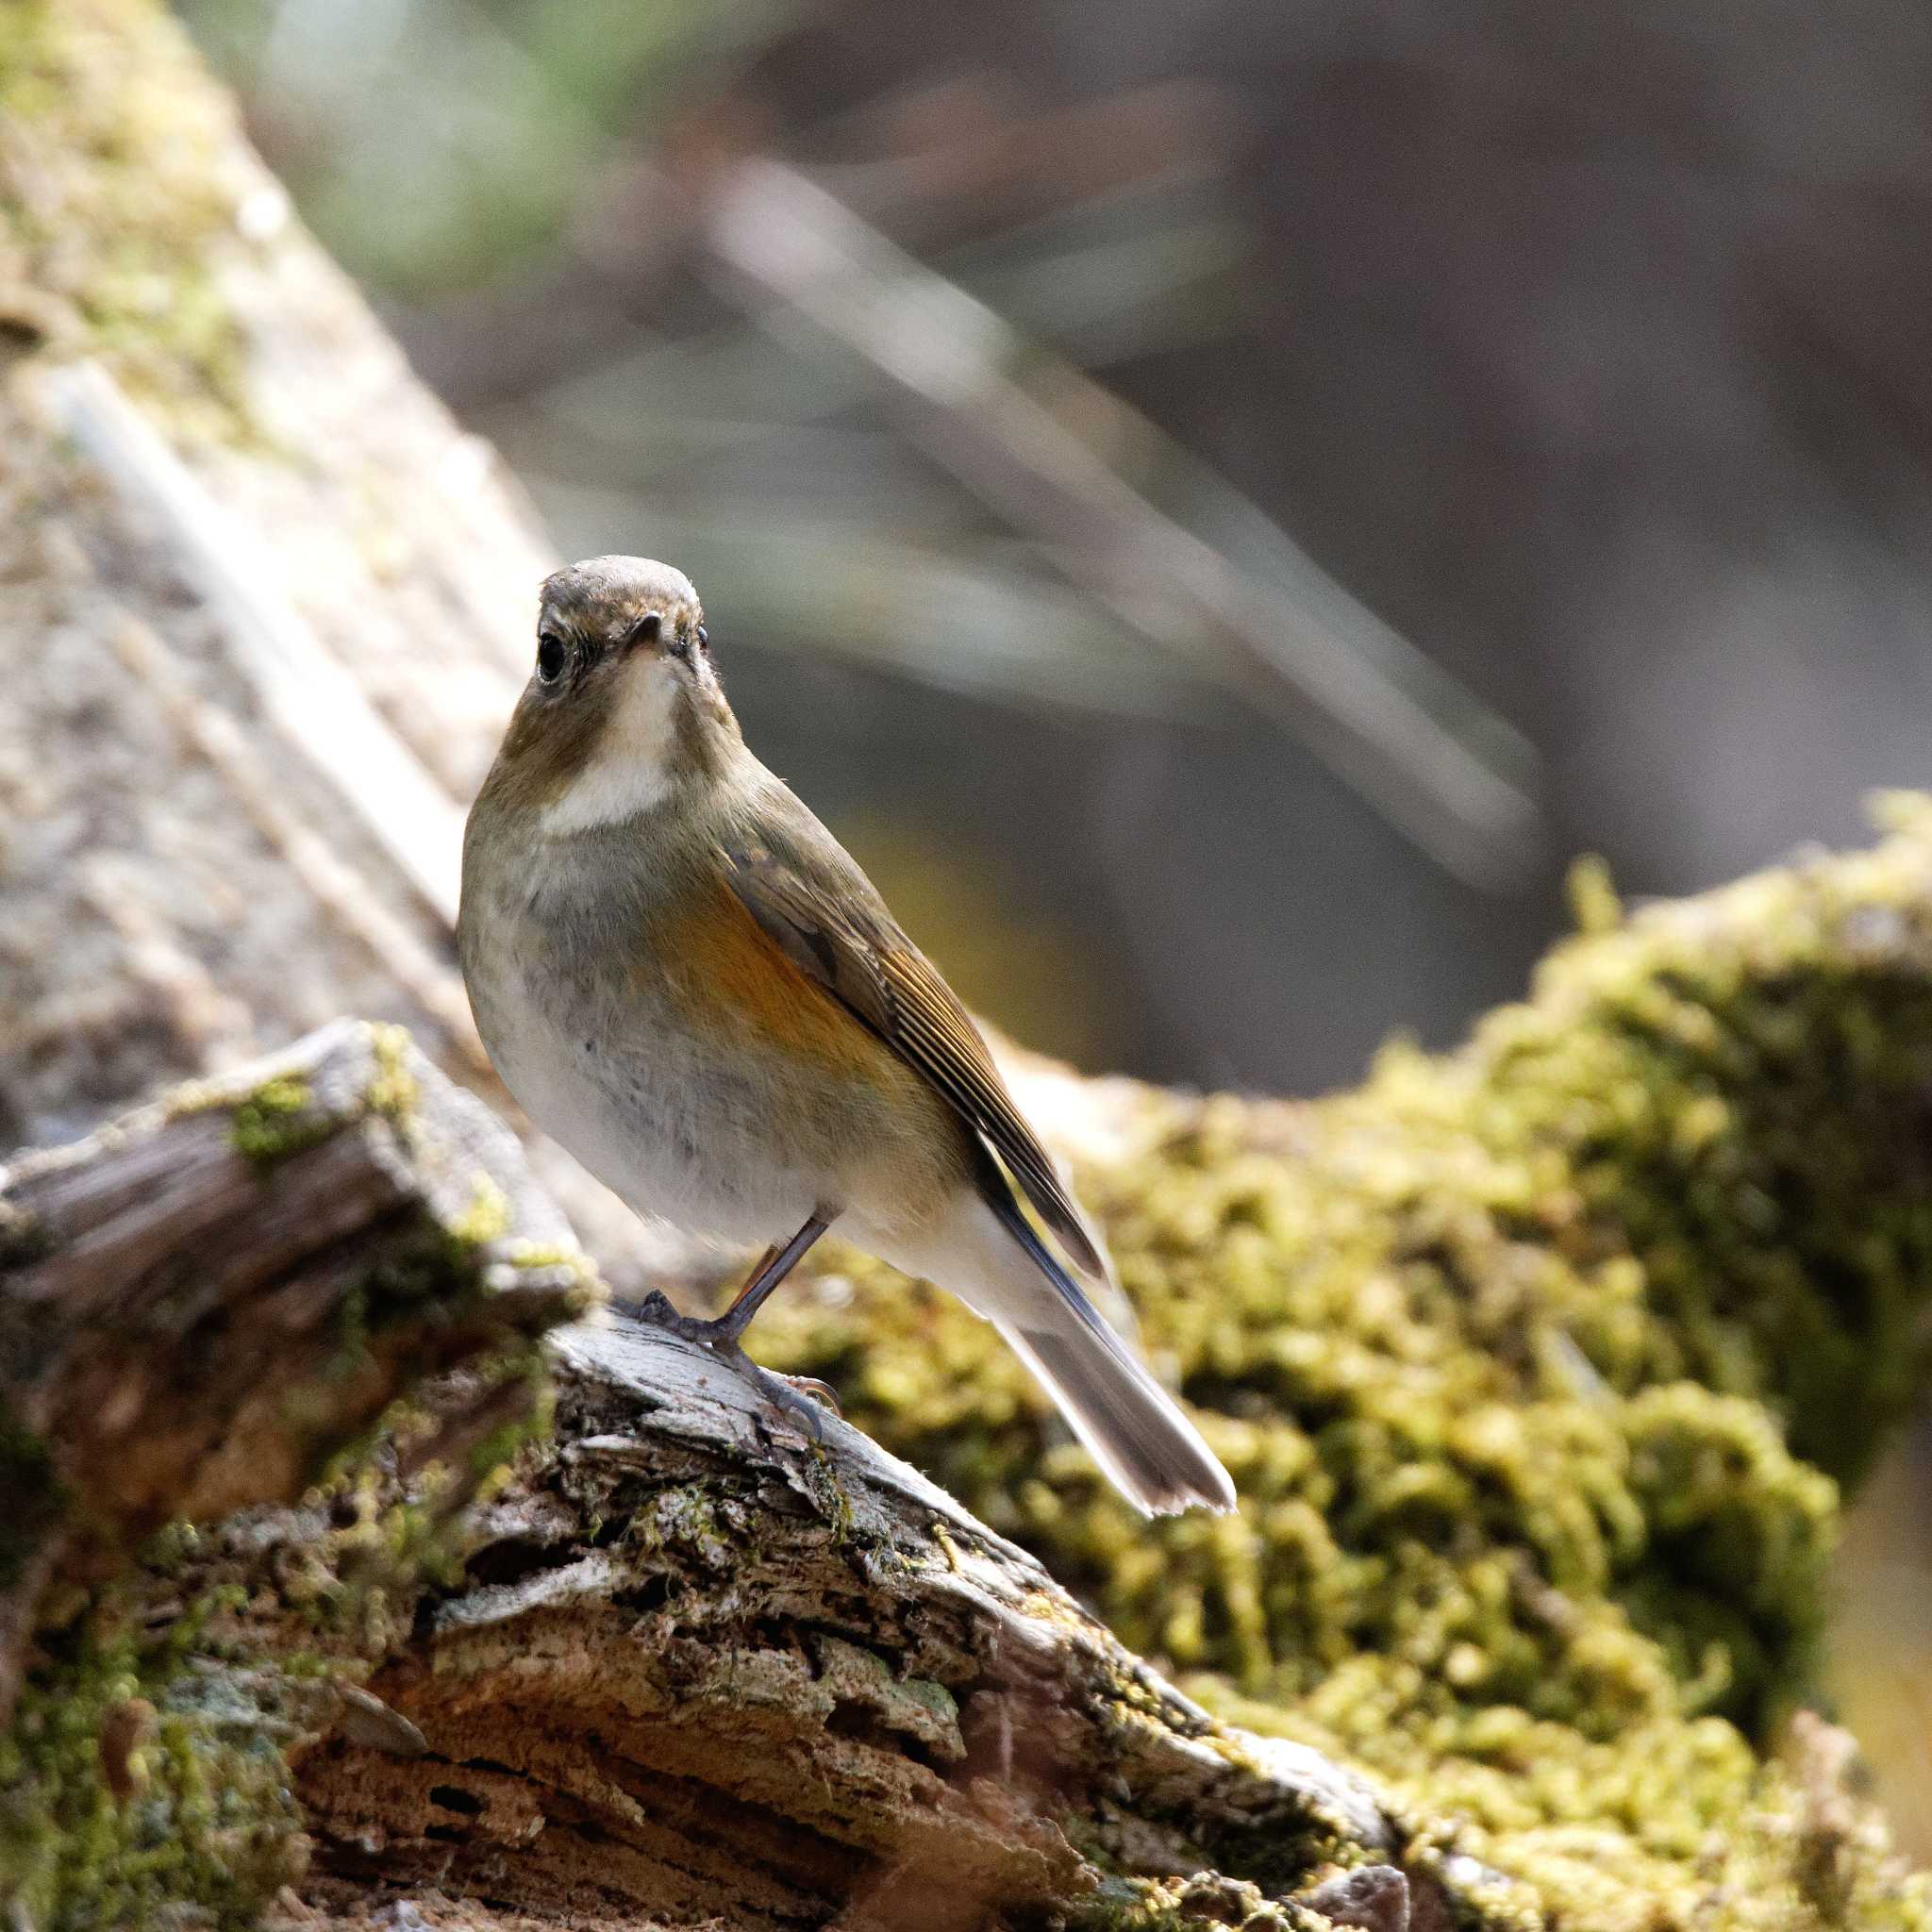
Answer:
0, 1327, 571, 1924
3, 1027, 592, 1926
0, 1594, 304, 1930
1062, 1872, 1315, 1931
226, 1073, 330, 1170
361, 1022, 423, 1129
0, 0, 254, 436
755, 800, 1932, 1932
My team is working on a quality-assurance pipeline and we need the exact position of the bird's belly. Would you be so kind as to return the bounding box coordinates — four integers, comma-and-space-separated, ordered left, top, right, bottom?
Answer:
462, 841, 969, 1248
480, 987, 841, 1241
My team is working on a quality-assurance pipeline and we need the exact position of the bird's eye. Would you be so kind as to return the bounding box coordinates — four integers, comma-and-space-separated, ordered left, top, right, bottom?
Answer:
695, 625, 709, 652
536, 633, 567, 684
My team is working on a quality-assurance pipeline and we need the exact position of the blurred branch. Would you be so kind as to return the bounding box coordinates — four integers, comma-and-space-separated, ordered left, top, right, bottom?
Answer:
699, 161, 1544, 887
813, 76, 1244, 242
525, 482, 1241, 723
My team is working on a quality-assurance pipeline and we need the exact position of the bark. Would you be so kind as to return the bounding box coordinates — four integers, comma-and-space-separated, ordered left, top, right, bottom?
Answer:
1, 1043, 1462, 1932
0, 0, 648, 1278
0, 1021, 588, 1728
288, 1317, 1464, 1932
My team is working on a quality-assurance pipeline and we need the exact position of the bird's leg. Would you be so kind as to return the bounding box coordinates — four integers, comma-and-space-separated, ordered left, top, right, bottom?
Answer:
632, 1213, 840, 1432
709, 1213, 831, 1344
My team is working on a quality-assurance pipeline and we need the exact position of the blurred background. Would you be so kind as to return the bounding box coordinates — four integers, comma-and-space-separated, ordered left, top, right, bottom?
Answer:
171, 0, 1932, 1850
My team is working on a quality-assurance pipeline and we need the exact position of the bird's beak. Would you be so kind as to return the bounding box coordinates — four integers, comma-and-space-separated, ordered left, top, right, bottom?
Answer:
615, 614, 668, 660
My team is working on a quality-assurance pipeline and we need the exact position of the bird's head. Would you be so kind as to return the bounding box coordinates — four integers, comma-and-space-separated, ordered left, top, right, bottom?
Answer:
478, 556, 741, 833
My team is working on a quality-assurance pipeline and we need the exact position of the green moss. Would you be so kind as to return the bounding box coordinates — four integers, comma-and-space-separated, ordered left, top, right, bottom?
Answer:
227, 1073, 331, 1170
287, 1333, 561, 1657
0, 1158, 571, 1925
753, 799, 1932, 1932
1566, 852, 1624, 937
448, 1174, 511, 1248
0, 0, 255, 436
1060, 1872, 1316, 1931
0, 1595, 304, 1930
361, 1022, 423, 1130
798, 1440, 859, 1544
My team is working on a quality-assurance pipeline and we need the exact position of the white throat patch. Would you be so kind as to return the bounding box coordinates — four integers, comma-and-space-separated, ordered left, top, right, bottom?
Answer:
541, 655, 682, 835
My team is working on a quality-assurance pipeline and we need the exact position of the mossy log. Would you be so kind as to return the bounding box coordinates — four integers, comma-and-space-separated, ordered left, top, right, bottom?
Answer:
745, 802, 1932, 1932
0, 1039, 1462, 1932
17, 772, 1932, 1932
284, 1317, 1472, 1932
0, 1021, 590, 1732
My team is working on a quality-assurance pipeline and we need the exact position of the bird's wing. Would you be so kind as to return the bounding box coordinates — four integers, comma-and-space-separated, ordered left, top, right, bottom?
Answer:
719, 838, 1108, 1281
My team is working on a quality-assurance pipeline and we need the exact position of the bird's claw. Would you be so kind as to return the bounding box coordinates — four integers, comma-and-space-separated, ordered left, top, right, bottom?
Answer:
776, 1374, 842, 1418
625, 1291, 840, 1440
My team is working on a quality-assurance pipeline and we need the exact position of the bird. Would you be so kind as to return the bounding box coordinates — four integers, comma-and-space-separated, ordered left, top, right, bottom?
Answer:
458, 556, 1235, 1516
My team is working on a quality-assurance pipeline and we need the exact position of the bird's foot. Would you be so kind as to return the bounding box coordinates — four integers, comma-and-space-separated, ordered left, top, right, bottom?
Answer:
629, 1291, 841, 1439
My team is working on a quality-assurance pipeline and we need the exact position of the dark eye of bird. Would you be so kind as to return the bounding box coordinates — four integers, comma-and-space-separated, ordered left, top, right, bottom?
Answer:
536, 632, 567, 684
696, 625, 709, 652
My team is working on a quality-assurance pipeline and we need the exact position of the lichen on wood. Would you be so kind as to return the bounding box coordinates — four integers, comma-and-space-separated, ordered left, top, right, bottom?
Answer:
4, 0, 1932, 1922
10, 857, 1932, 1931
235, 1320, 1474, 1932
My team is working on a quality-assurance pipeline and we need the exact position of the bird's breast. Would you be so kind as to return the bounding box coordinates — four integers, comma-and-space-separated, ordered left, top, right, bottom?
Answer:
460, 831, 963, 1242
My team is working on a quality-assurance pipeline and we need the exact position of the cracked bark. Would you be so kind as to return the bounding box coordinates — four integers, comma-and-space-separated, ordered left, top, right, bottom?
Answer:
283, 1317, 1463, 1932
7, 8, 1930, 1930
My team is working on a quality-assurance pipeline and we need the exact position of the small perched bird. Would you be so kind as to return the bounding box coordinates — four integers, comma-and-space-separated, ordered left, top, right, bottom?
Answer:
458, 557, 1234, 1515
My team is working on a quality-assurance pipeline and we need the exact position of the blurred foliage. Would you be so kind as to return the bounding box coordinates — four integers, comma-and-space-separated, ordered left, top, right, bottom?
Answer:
175, 0, 787, 297
756, 799, 1932, 1927
834, 813, 1124, 1071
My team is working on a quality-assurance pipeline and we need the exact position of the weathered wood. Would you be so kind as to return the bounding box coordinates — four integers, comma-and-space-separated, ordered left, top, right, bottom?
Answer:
7, 13, 1932, 1932
0, 1020, 591, 1725
0, 0, 541, 1158
48, 359, 472, 930
282, 1314, 1486, 1932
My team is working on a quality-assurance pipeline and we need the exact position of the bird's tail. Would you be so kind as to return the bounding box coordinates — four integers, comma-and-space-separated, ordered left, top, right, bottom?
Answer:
976, 1167, 1236, 1517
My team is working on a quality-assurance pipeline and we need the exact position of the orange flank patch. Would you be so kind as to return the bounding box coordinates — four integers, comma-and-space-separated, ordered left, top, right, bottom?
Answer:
647, 878, 898, 1080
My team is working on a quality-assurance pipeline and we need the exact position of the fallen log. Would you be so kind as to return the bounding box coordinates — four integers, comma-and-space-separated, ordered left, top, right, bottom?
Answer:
1, 1032, 1458, 1932
285, 1314, 1485, 1932
6, 8, 1932, 1928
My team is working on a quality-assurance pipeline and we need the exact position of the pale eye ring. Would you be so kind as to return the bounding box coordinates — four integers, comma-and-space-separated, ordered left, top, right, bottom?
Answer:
536, 632, 567, 683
